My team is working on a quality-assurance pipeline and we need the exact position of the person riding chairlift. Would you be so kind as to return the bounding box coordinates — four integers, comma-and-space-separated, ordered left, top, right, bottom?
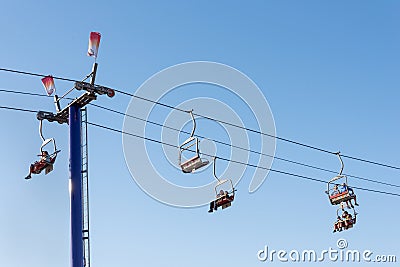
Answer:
331, 184, 340, 196
333, 216, 343, 233
340, 182, 359, 208
25, 151, 51, 180
208, 190, 231, 213
342, 210, 357, 229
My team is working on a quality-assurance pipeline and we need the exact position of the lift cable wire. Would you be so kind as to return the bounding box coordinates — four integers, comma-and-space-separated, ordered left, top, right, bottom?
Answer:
86, 120, 400, 198
113, 89, 335, 153
114, 88, 400, 171
0, 88, 399, 189
1, 66, 399, 170
89, 103, 400, 189
0, 67, 76, 83
0, 105, 37, 113
0, 88, 50, 98
0, 104, 399, 197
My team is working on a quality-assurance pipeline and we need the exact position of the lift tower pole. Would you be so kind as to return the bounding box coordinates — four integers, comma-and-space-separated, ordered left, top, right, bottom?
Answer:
37, 62, 114, 267
70, 104, 83, 267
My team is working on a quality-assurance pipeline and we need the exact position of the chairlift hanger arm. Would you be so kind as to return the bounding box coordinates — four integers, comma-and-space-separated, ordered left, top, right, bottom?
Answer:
188, 109, 195, 138
326, 152, 346, 194
213, 157, 221, 183
336, 151, 344, 176
38, 120, 45, 142
178, 109, 209, 173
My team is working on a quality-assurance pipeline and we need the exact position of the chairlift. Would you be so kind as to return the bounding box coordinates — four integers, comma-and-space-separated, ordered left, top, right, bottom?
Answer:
209, 157, 235, 212
326, 152, 356, 205
26, 120, 61, 178
178, 110, 209, 173
335, 206, 357, 231
37, 120, 60, 174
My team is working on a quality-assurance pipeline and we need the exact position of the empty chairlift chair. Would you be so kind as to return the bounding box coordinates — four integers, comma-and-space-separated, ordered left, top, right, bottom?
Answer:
178, 110, 209, 173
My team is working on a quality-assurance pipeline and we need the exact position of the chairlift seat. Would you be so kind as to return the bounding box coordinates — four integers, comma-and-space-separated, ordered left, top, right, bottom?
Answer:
214, 177, 235, 208
329, 190, 353, 205
327, 172, 354, 206
222, 202, 231, 209
216, 195, 234, 209
45, 164, 54, 174
31, 157, 56, 174
344, 221, 354, 230
180, 155, 209, 173
31, 151, 59, 175
336, 206, 357, 232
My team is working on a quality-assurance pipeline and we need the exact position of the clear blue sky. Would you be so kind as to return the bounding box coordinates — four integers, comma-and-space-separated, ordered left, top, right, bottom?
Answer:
1, 1, 399, 266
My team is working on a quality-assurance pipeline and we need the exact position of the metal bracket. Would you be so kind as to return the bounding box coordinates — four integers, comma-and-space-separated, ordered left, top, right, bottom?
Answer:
75, 82, 115, 98
36, 111, 67, 124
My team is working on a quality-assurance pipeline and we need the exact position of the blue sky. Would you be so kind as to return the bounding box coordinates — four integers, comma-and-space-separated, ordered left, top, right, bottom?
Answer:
1, 1, 399, 266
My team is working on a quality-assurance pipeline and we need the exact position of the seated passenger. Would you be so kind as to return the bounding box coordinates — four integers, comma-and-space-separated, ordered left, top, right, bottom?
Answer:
208, 190, 225, 213
342, 183, 359, 206
40, 151, 52, 164
342, 211, 353, 229
25, 151, 51, 180
338, 184, 347, 193
331, 185, 340, 196
333, 216, 343, 233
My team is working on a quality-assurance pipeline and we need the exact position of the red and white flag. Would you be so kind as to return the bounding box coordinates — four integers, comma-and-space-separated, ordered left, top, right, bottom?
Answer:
87, 32, 101, 58
41, 76, 56, 96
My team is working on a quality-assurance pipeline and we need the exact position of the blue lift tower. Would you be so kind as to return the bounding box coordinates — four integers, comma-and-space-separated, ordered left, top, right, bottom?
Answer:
36, 63, 115, 267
